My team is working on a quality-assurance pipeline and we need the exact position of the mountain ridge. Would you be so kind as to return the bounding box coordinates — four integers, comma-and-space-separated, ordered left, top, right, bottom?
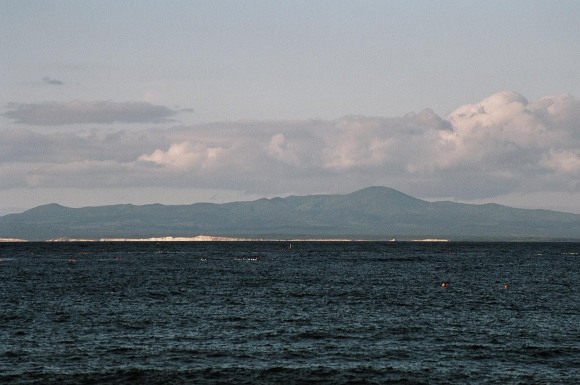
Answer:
1, 186, 580, 241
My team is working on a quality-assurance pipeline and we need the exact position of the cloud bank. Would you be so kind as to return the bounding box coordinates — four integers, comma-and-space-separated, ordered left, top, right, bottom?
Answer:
1, 91, 579, 206
4, 100, 179, 125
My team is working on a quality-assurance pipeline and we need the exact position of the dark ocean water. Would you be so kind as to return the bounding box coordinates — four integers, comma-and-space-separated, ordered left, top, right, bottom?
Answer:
1, 241, 580, 384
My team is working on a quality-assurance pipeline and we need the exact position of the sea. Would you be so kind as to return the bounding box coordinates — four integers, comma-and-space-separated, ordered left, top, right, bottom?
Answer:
1, 241, 580, 384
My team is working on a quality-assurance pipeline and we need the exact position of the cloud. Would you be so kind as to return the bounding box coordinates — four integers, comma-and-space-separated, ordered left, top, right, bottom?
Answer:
267, 134, 300, 166
43, 77, 65, 85
403, 91, 580, 198
4, 100, 180, 125
439, 91, 580, 168
1, 91, 580, 207
540, 150, 580, 174
138, 142, 224, 170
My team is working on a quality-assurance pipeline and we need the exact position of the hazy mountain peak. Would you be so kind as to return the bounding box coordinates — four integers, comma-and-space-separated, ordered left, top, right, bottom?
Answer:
24, 203, 67, 213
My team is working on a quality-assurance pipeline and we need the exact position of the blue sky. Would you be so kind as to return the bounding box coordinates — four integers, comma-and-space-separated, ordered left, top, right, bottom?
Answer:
1, 1, 580, 214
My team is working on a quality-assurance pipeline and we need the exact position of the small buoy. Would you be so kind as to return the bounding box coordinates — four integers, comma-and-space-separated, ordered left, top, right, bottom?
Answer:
441, 282, 446, 287
504, 284, 508, 289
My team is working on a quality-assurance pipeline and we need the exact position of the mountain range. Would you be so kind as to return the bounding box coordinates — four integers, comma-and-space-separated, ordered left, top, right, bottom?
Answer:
1, 186, 580, 241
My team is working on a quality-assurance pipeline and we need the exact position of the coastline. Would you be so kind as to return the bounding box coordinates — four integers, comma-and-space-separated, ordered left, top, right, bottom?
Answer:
5, 236, 450, 242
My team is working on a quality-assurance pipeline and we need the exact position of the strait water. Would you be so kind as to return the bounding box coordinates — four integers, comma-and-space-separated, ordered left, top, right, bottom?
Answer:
1, 242, 580, 384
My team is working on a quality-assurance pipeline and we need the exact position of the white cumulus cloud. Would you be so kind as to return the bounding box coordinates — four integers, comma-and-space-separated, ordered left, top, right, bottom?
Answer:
138, 142, 224, 170
267, 134, 300, 166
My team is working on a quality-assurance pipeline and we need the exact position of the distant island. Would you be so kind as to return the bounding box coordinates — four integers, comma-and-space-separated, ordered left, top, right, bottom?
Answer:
1, 186, 580, 241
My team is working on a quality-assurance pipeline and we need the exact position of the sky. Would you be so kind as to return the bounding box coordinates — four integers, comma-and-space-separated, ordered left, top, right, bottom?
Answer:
1, 0, 580, 215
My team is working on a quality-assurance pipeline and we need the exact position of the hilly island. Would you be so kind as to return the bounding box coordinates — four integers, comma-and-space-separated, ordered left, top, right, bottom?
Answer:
1, 186, 580, 241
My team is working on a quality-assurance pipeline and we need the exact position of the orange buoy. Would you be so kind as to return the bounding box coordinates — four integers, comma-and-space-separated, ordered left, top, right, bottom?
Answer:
441, 282, 446, 287
504, 284, 508, 289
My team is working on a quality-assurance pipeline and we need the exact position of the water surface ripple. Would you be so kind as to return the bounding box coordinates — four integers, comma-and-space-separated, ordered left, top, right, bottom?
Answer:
1, 242, 580, 384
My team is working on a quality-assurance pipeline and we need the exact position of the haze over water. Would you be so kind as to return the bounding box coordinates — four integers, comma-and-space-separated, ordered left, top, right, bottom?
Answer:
2, 241, 580, 384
